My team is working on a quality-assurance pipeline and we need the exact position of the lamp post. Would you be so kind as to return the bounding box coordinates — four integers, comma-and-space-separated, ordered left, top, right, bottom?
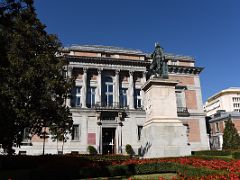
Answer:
97, 119, 102, 154
118, 122, 123, 154
118, 111, 124, 154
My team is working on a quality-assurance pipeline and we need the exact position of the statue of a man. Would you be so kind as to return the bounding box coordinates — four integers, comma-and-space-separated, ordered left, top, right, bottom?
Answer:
149, 43, 168, 79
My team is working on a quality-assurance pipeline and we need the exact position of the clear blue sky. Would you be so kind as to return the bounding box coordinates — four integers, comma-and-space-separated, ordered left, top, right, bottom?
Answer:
35, 0, 240, 102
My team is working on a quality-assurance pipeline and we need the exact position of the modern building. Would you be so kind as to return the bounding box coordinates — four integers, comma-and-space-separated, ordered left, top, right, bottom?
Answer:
204, 87, 240, 150
204, 87, 240, 117
209, 110, 240, 150
15, 44, 209, 155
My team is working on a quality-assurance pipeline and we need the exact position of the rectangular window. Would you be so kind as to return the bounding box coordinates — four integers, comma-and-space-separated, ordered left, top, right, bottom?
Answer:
216, 122, 220, 132
176, 91, 186, 108
72, 125, 80, 140
137, 125, 143, 140
87, 87, 96, 108
183, 124, 190, 134
134, 89, 142, 109
22, 128, 30, 142
72, 86, 81, 107
120, 88, 128, 107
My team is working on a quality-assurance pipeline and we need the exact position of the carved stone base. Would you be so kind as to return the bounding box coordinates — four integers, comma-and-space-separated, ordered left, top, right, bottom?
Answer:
141, 121, 191, 158
141, 78, 191, 158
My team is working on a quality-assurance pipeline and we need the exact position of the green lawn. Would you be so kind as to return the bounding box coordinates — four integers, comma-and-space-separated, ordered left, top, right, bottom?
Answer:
78, 173, 177, 180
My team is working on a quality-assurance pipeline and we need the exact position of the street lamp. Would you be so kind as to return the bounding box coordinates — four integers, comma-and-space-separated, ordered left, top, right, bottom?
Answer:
118, 121, 123, 154
97, 120, 102, 154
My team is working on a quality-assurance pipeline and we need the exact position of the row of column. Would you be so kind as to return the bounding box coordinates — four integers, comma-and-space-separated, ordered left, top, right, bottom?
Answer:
66, 67, 146, 109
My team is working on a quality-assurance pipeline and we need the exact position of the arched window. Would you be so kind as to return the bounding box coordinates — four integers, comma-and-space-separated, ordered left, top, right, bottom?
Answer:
103, 76, 113, 107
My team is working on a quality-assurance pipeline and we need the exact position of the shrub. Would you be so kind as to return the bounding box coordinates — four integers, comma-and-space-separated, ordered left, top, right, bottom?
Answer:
87, 146, 98, 155
223, 120, 240, 150
192, 150, 232, 156
125, 144, 134, 156
232, 152, 240, 159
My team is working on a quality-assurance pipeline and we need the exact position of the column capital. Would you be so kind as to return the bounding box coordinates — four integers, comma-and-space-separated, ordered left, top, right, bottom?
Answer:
83, 67, 88, 72
115, 69, 120, 75
67, 66, 73, 70
129, 70, 134, 76
143, 71, 148, 75
97, 68, 103, 74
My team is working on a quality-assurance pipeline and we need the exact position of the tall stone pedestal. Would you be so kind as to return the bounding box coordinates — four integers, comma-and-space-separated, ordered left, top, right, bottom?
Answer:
141, 78, 191, 158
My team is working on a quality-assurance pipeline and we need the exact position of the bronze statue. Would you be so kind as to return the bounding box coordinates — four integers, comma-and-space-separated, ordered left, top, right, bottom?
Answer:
149, 43, 168, 79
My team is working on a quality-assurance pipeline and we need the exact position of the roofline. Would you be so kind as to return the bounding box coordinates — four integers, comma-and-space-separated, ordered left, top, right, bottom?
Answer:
207, 88, 240, 103
61, 45, 195, 62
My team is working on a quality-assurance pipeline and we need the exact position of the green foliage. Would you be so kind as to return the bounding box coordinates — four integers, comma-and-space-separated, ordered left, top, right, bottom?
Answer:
87, 146, 98, 155
0, 0, 73, 154
232, 152, 240, 159
222, 120, 240, 150
0, 155, 224, 179
192, 150, 232, 156
125, 144, 134, 156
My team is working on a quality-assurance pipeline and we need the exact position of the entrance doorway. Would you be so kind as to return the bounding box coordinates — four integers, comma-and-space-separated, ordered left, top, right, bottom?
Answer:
102, 128, 116, 154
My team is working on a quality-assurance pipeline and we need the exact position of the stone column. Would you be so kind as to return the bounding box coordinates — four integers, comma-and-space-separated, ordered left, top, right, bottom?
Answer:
115, 70, 120, 107
129, 71, 134, 109
66, 66, 73, 107
141, 71, 147, 109
81, 68, 87, 108
97, 69, 102, 106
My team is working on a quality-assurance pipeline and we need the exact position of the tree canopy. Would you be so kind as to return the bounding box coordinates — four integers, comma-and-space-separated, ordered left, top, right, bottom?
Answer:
222, 119, 240, 150
0, 0, 73, 154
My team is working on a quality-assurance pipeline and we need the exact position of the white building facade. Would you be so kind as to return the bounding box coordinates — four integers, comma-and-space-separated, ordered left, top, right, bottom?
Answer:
204, 87, 240, 117
15, 45, 209, 155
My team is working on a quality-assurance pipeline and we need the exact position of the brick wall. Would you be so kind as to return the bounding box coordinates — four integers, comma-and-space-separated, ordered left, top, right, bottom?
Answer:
119, 54, 142, 60
233, 119, 240, 132
169, 75, 195, 86
74, 51, 98, 57
183, 119, 201, 142
185, 90, 198, 110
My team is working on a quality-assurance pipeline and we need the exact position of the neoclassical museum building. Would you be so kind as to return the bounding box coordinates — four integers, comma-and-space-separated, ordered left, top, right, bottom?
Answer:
15, 45, 209, 155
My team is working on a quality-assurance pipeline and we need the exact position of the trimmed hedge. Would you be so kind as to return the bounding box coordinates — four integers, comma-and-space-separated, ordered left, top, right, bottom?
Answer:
0, 155, 227, 179
78, 162, 222, 178
193, 155, 233, 162
232, 152, 240, 159
192, 150, 232, 156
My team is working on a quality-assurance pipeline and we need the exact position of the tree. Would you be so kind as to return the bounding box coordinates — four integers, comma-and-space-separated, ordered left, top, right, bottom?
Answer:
222, 119, 240, 150
0, 0, 73, 154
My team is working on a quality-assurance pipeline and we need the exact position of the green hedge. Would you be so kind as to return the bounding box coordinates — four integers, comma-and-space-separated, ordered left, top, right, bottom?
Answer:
232, 152, 240, 159
78, 162, 222, 178
192, 150, 232, 156
0, 155, 225, 179
193, 155, 233, 161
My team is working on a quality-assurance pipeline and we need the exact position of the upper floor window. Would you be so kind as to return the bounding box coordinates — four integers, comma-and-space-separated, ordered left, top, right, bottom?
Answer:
135, 89, 142, 109
87, 87, 96, 108
120, 88, 128, 108
72, 86, 81, 107
176, 90, 186, 108
233, 97, 240, 102
103, 76, 113, 107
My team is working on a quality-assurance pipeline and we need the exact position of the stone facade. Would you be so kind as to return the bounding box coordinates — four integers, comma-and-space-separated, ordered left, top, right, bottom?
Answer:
14, 45, 209, 155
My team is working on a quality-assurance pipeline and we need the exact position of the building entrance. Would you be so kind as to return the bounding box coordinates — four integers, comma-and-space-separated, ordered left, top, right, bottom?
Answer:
102, 128, 116, 154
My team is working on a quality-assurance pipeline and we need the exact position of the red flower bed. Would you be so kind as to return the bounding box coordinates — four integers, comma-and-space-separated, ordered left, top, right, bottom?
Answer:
112, 157, 240, 179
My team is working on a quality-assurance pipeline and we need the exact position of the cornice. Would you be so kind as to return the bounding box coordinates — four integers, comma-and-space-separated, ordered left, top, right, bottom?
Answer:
168, 65, 203, 75
65, 55, 203, 75
65, 55, 149, 67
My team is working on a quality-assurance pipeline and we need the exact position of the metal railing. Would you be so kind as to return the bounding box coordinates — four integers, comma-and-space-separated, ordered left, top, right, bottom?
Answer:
93, 102, 129, 110
177, 107, 190, 117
